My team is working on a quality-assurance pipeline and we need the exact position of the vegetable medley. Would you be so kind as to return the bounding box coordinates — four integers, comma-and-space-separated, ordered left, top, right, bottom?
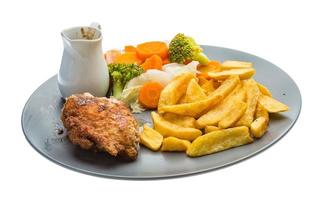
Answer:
105, 33, 209, 112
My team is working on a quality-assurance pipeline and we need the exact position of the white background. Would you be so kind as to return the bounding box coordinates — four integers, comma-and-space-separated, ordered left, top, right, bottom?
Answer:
0, 0, 318, 199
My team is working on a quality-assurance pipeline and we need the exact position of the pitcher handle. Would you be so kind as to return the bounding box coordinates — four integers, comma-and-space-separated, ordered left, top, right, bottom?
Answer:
90, 22, 101, 30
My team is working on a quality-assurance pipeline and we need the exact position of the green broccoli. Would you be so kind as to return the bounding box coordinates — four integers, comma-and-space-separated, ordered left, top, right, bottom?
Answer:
108, 63, 144, 99
168, 33, 210, 65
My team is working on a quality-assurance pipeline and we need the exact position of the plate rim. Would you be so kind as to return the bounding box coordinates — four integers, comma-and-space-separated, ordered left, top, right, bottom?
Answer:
21, 45, 302, 180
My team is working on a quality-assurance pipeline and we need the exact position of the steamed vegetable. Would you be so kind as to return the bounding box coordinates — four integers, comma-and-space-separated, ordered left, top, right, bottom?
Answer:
141, 55, 163, 71
138, 82, 164, 109
136, 41, 168, 61
114, 52, 142, 65
162, 61, 199, 76
168, 33, 209, 65
108, 63, 144, 98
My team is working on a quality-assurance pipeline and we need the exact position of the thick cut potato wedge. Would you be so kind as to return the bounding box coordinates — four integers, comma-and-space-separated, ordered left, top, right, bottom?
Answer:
255, 103, 269, 123
198, 76, 210, 86
257, 83, 272, 97
151, 112, 202, 141
198, 61, 222, 73
187, 126, 253, 157
140, 125, 163, 151
161, 137, 191, 152
158, 72, 195, 113
161, 93, 223, 118
204, 126, 220, 133
218, 101, 247, 129
221, 60, 253, 70
208, 68, 255, 80
162, 113, 196, 128
236, 79, 260, 127
161, 75, 240, 117
209, 75, 240, 98
197, 85, 246, 128
258, 95, 289, 113
250, 117, 268, 138
183, 79, 207, 103
201, 79, 215, 95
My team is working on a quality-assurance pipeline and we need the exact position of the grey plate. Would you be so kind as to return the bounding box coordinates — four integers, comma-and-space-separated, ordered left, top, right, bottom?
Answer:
21, 45, 301, 179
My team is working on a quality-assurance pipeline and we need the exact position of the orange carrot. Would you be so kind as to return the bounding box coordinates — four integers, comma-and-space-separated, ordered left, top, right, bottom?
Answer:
138, 82, 164, 109
140, 55, 163, 71
162, 58, 170, 65
114, 52, 142, 65
136, 41, 168, 61
124, 45, 137, 53
104, 50, 121, 64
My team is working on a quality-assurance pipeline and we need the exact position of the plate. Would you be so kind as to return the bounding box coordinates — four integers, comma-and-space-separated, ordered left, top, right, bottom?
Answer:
21, 45, 301, 179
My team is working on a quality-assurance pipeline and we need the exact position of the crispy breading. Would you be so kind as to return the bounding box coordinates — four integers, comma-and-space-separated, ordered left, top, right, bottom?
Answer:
61, 93, 139, 160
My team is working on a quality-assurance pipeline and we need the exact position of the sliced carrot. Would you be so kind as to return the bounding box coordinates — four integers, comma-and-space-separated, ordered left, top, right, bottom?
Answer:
162, 58, 170, 65
124, 45, 137, 53
114, 52, 142, 65
104, 49, 121, 64
136, 41, 168, 61
140, 55, 163, 71
138, 82, 164, 109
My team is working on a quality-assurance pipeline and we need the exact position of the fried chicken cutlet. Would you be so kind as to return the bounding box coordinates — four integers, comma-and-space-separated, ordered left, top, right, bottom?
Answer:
61, 93, 139, 160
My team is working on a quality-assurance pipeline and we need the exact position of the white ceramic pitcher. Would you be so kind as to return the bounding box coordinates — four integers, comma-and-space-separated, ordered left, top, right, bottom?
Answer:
58, 23, 109, 98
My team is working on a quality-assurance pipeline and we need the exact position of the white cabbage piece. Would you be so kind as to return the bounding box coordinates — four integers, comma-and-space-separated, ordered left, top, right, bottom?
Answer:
126, 69, 173, 89
162, 61, 199, 76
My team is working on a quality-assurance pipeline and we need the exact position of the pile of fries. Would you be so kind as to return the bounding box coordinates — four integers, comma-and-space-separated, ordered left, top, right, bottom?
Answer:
140, 61, 289, 157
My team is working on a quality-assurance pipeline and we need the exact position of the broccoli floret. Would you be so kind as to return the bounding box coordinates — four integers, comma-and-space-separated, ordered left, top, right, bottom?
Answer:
168, 33, 209, 65
108, 63, 144, 98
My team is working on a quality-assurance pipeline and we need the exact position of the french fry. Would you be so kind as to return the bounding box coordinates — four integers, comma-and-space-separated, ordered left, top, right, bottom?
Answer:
198, 61, 222, 73
162, 113, 196, 128
221, 60, 253, 70
204, 126, 220, 133
197, 85, 246, 128
209, 75, 241, 98
198, 76, 210, 86
161, 75, 240, 117
251, 117, 268, 138
151, 112, 202, 141
201, 79, 215, 95
258, 95, 289, 113
187, 126, 253, 157
161, 137, 191, 152
183, 78, 207, 103
158, 72, 195, 113
236, 79, 260, 127
160, 93, 223, 118
140, 125, 163, 151
208, 68, 255, 80
218, 101, 247, 129
257, 83, 272, 97
255, 103, 269, 123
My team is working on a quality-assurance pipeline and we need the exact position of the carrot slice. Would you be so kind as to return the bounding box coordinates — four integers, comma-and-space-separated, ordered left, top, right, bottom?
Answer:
162, 58, 170, 65
140, 55, 163, 71
104, 50, 121, 64
114, 52, 142, 65
139, 82, 164, 109
136, 41, 168, 61
124, 45, 137, 53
